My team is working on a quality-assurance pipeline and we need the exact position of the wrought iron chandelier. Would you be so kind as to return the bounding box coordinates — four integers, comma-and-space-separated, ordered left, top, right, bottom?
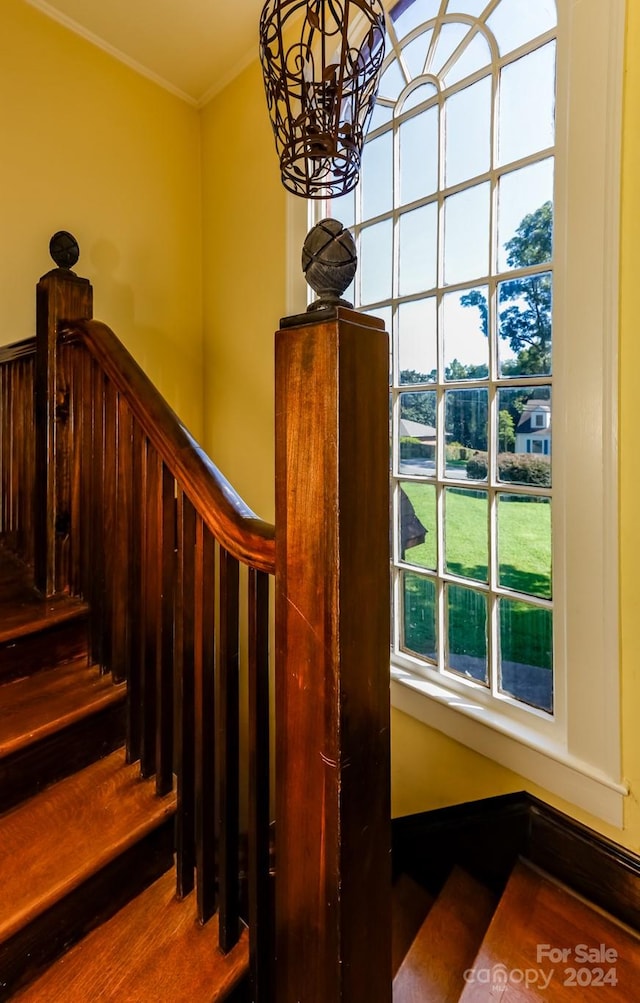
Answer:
259, 0, 386, 199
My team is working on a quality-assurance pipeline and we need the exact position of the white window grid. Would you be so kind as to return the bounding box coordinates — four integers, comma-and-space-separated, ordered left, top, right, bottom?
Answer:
324, 0, 557, 718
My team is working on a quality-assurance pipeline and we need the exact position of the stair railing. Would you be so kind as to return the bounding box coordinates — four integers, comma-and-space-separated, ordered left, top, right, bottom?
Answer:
0, 338, 37, 567
6, 245, 392, 1002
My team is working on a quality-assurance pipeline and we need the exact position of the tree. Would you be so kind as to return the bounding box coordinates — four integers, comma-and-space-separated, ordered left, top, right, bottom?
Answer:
461, 201, 553, 376
498, 409, 515, 452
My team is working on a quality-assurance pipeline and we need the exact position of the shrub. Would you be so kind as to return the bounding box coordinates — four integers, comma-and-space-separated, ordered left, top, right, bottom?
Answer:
445, 441, 468, 462
466, 451, 551, 486
400, 436, 430, 460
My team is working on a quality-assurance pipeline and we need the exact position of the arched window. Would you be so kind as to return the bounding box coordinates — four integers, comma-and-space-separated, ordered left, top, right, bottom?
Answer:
313, 0, 625, 824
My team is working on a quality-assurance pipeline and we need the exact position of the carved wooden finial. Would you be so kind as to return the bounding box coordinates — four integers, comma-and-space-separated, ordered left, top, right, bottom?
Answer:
49, 231, 80, 271
302, 219, 357, 312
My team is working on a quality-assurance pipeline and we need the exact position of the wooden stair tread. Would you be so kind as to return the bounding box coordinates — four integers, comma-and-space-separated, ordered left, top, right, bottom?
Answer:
392, 873, 434, 978
0, 660, 125, 758
0, 750, 176, 944
0, 549, 87, 645
393, 866, 497, 1002
16, 870, 249, 1003
459, 859, 640, 1001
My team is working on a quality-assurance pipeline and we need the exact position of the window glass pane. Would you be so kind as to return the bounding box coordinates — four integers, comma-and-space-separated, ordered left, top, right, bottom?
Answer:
403, 572, 437, 661
327, 191, 355, 230
393, 0, 440, 40
499, 598, 553, 712
400, 107, 438, 204
400, 392, 437, 475
399, 204, 437, 295
447, 0, 490, 17
498, 161, 554, 273
445, 488, 488, 582
444, 182, 490, 285
498, 494, 552, 599
378, 58, 407, 102
401, 82, 438, 113
398, 299, 437, 381
443, 286, 489, 379
399, 482, 436, 566
447, 584, 488, 682
361, 131, 393, 219
497, 387, 552, 486
369, 103, 394, 132
431, 22, 470, 75
444, 32, 492, 87
497, 273, 552, 377
445, 76, 492, 187
498, 42, 556, 165
445, 389, 488, 471
401, 30, 433, 78
360, 220, 393, 304
487, 0, 556, 56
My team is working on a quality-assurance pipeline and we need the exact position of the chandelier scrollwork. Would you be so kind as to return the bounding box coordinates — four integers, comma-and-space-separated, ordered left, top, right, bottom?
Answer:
259, 0, 386, 199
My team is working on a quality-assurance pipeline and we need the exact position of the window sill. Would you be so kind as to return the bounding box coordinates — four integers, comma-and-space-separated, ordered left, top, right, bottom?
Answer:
390, 664, 628, 828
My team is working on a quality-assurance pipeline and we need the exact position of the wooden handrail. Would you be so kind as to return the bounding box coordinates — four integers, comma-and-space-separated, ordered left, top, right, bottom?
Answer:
0, 338, 36, 363
62, 319, 275, 575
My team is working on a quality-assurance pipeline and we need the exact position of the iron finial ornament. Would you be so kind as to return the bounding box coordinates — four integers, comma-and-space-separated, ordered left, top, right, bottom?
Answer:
259, 0, 386, 199
302, 218, 357, 310
49, 231, 80, 271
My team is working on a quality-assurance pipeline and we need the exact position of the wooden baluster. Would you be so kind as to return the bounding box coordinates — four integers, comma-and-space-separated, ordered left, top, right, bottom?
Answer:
55, 340, 73, 593
248, 567, 272, 1001
176, 491, 196, 895
35, 263, 92, 595
156, 462, 175, 796
141, 443, 160, 778
101, 379, 117, 671
196, 523, 217, 923
127, 420, 146, 764
90, 363, 106, 668
275, 308, 392, 1003
111, 393, 133, 683
69, 345, 83, 596
218, 546, 240, 952
1, 364, 7, 536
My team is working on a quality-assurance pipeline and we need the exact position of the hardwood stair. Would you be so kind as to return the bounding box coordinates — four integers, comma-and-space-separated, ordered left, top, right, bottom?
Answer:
391, 858, 640, 1001
459, 859, 640, 1001
14, 871, 249, 1002
393, 867, 497, 1002
0, 547, 250, 1002
0, 750, 176, 998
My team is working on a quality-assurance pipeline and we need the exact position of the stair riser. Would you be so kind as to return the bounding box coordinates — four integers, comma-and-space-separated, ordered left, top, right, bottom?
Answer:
0, 701, 127, 815
0, 617, 89, 684
0, 816, 175, 1001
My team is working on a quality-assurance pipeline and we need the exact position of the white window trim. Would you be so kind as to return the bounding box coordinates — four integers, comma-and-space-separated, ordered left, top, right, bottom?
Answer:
294, 0, 626, 827
390, 0, 626, 828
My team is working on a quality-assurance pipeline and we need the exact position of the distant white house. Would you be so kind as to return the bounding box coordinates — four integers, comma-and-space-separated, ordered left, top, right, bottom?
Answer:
514, 399, 551, 456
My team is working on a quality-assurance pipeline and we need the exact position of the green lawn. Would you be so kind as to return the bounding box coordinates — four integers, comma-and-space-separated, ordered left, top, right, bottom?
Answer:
400, 484, 552, 675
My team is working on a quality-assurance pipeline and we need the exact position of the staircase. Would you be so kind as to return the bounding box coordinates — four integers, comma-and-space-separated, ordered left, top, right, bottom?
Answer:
391, 799, 640, 1001
0, 546, 248, 1001
392, 860, 640, 1001
3, 552, 639, 1003
3, 241, 640, 1001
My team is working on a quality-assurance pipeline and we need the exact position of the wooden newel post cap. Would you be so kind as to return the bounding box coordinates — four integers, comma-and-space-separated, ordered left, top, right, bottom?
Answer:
302, 219, 357, 312
49, 231, 80, 271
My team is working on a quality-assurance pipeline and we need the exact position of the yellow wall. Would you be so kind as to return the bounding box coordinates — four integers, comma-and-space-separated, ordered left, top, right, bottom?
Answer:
0, 0, 204, 436
619, 0, 640, 849
200, 62, 287, 520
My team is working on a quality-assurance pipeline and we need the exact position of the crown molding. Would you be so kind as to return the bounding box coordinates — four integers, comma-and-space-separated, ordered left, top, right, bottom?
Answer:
23, 0, 200, 107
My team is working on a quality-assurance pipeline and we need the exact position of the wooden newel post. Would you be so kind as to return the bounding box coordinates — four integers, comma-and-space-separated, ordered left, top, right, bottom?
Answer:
35, 235, 92, 595
275, 306, 391, 1003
